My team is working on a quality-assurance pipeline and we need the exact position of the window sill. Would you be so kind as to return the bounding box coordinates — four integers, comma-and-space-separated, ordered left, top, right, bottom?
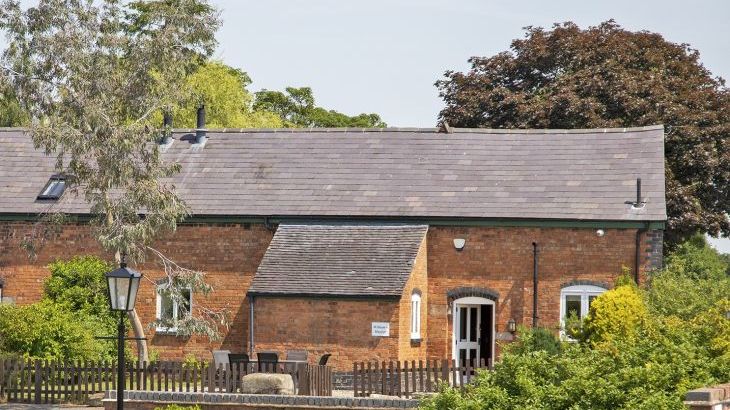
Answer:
155, 327, 180, 335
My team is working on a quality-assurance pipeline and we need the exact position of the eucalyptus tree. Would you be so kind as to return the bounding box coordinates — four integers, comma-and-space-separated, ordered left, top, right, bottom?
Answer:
0, 0, 224, 361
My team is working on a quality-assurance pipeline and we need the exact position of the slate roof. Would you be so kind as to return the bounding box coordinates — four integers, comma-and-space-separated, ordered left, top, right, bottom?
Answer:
248, 224, 428, 297
0, 125, 666, 221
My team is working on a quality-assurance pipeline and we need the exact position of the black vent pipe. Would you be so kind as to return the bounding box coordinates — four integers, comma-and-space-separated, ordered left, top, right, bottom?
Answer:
160, 112, 173, 145
532, 242, 539, 327
195, 105, 206, 144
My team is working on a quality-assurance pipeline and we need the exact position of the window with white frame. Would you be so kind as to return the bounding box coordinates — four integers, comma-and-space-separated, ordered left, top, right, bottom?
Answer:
156, 284, 191, 332
560, 284, 606, 338
410, 291, 421, 340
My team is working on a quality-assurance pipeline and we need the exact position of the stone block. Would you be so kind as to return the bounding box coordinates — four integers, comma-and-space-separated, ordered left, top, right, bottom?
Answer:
240, 372, 295, 395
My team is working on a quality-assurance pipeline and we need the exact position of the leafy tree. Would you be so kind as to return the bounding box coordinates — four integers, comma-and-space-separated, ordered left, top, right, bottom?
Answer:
0, 0, 222, 361
436, 21, 730, 246
0, 76, 26, 126
254, 87, 386, 128
174, 61, 282, 128
646, 234, 730, 320
44, 256, 115, 321
0, 300, 114, 361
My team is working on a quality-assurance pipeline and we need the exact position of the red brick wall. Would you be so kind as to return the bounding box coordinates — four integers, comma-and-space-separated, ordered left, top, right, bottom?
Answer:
251, 297, 401, 371
397, 236, 428, 362
0, 221, 273, 361
425, 226, 652, 359
0, 220, 659, 368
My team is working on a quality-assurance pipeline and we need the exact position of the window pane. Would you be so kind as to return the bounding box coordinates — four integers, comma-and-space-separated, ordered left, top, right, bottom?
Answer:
469, 307, 478, 342
588, 295, 598, 310
179, 289, 191, 319
160, 292, 174, 321
459, 307, 467, 341
565, 295, 582, 319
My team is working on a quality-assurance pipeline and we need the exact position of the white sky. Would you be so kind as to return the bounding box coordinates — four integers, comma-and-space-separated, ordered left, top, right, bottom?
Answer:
3, 0, 730, 252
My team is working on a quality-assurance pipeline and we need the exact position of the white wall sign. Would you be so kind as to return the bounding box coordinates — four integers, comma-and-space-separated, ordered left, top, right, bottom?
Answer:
371, 322, 390, 337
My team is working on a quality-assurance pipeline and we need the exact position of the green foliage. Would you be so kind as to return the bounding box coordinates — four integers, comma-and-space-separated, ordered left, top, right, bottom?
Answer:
44, 256, 114, 319
646, 234, 730, 320
437, 20, 730, 246
0, 300, 114, 361
0, 78, 27, 126
154, 405, 201, 410
422, 238, 730, 409
581, 285, 647, 346
174, 61, 282, 128
507, 326, 561, 356
182, 353, 203, 370
254, 87, 386, 128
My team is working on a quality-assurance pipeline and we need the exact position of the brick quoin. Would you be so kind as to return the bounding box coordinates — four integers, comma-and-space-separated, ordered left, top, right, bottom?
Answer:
0, 220, 660, 371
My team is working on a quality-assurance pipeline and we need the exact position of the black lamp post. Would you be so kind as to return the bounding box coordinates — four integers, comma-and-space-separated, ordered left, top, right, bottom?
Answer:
106, 259, 142, 410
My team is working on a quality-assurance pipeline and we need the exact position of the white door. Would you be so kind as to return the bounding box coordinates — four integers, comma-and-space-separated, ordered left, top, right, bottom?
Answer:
454, 304, 481, 367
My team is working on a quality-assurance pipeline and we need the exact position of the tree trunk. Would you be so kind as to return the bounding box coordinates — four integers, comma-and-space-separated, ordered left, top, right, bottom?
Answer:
128, 309, 149, 363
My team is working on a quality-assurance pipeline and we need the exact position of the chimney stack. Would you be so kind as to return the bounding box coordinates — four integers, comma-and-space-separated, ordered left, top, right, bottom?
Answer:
195, 105, 207, 144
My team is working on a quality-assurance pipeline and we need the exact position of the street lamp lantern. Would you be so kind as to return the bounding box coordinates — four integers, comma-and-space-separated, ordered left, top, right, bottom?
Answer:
106, 262, 142, 311
105, 259, 142, 410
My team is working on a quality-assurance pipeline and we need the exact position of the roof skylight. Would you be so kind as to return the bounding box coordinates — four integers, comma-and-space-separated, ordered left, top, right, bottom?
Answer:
37, 175, 66, 200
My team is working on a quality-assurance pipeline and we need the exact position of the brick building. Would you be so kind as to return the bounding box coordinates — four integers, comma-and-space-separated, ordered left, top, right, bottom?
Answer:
0, 125, 666, 371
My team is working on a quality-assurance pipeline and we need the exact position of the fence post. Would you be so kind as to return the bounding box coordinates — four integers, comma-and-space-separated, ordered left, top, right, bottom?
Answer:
33, 359, 41, 404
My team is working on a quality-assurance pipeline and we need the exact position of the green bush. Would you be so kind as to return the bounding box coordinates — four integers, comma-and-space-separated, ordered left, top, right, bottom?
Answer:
154, 405, 201, 410
582, 284, 647, 346
0, 300, 114, 361
507, 326, 561, 356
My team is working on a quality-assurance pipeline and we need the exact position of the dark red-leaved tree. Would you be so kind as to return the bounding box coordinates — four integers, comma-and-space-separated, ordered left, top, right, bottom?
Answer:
437, 20, 730, 246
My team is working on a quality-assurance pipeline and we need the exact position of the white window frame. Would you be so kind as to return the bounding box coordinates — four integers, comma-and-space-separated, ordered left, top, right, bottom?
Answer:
410, 292, 421, 340
155, 284, 192, 333
559, 284, 606, 340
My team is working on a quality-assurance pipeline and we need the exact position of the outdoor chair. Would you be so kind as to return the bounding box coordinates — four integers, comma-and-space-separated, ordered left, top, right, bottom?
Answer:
257, 351, 279, 372
285, 350, 308, 362
318, 353, 331, 366
228, 353, 250, 373
212, 349, 231, 368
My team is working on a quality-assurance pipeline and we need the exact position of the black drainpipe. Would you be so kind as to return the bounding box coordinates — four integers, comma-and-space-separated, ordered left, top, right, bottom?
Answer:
633, 178, 646, 284
248, 296, 255, 356
532, 242, 539, 328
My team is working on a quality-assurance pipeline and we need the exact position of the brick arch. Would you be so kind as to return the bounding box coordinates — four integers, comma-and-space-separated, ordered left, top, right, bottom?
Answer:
560, 279, 610, 290
446, 286, 499, 302
411, 288, 422, 296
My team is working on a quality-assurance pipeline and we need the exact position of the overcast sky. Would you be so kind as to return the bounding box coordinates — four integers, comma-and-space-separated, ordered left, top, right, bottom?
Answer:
3, 0, 730, 252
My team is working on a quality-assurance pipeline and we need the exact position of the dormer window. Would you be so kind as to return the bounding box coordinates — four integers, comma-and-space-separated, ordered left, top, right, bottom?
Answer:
37, 175, 66, 200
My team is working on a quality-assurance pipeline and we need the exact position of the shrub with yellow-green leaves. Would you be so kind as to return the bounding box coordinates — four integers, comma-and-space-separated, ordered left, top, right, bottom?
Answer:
581, 284, 647, 346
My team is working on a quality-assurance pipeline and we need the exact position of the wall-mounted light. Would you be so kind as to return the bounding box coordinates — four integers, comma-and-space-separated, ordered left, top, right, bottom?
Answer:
507, 318, 517, 333
453, 238, 466, 251
596, 229, 605, 237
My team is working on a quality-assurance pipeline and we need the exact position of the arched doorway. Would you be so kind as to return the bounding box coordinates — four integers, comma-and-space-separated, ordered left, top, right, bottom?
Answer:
451, 296, 495, 367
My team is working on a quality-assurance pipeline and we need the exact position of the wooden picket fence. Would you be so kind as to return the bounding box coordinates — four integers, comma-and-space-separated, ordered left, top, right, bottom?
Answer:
0, 358, 333, 404
353, 358, 492, 398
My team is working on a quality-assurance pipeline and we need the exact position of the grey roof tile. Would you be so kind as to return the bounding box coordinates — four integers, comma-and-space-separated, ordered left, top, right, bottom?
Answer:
249, 224, 427, 297
0, 126, 666, 221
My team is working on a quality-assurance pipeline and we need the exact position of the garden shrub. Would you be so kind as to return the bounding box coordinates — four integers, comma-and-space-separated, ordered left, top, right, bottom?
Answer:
421, 236, 730, 410
154, 405, 201, 410
507, 326, 561, 356
0, 300, 114, 361
581, 284, 647, 346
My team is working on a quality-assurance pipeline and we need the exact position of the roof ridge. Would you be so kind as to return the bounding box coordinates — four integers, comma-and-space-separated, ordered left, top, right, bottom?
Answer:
0, 124, 664, 134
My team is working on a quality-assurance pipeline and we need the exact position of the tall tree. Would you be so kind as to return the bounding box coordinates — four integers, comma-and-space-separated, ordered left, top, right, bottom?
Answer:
0, 0, 222, 361
436, 21, 730, 246
254, 86, 386, 128
175, 61, 282, 128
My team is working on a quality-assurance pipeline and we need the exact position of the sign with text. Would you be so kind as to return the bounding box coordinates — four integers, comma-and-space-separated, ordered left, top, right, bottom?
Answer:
371, 322, 390, 337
